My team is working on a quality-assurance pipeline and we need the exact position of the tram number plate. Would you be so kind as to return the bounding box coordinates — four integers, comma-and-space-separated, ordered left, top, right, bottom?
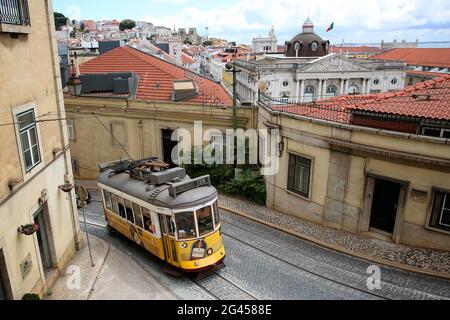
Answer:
192, 248, 205, 258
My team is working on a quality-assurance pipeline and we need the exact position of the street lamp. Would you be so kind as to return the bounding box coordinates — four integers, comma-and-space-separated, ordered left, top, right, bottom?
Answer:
67, 60, 82, 96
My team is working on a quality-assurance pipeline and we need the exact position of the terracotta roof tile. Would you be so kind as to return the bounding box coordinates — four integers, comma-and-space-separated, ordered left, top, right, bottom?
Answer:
272, 75, 450, 122
372, 48, 450, 68
79, 46, 231, 105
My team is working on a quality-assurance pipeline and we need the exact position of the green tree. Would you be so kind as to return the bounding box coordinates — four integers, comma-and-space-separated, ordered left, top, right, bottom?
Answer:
184, 39, 193, 45
230, 41, 236, 46
202, 40, 213, 47
54, 12, 67, 30
119, 19, 136, 31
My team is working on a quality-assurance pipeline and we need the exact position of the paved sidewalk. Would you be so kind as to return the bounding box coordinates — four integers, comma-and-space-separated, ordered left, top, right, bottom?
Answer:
45, 233, 177, 300
218, 193, 450, 279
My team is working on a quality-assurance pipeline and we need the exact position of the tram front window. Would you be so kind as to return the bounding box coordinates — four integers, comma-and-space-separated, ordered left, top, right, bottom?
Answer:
197, 206, 214, 236
175, 211, 196, 239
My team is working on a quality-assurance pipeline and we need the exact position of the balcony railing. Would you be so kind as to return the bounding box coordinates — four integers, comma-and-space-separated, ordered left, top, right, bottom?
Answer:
0, 0, 31, 26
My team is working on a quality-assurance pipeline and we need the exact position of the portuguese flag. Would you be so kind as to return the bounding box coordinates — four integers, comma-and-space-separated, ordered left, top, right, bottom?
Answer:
326, 22, 334, 32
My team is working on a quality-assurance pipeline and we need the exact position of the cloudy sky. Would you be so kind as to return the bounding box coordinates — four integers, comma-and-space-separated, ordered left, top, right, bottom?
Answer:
54, 0, 450, 46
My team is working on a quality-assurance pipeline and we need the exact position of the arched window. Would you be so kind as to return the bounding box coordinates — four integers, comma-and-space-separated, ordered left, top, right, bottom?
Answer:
348, 85, 359, 95
304, 86, 315, 102
326, 85, 337, 98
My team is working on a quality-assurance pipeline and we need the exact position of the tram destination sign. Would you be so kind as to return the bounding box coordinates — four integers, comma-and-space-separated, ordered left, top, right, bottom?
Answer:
169, 175, 211, 198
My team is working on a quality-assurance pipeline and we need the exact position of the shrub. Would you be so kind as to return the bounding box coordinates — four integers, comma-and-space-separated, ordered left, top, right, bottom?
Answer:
222, 170, 266, 205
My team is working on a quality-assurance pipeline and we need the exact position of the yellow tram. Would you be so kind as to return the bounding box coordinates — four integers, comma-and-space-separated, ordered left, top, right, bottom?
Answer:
97, 158, 225, 272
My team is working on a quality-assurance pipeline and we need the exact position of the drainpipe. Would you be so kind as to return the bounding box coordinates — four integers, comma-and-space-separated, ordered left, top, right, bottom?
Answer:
45, 0, 81, 249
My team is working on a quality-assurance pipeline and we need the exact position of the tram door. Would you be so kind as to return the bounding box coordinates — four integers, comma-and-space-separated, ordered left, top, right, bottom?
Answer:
159, 214, 179, 267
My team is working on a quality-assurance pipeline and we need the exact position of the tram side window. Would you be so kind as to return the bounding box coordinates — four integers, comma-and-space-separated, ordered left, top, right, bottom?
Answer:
103, 190, 112, 210
213, 201, 220, 228
117, 196, 126, 219
133, 203, 144, 229
124, 199, 135, 224
175, 211, 196, 239
110, 193, 119, 214
142, 207, 154, 234
196, 206, 214, 236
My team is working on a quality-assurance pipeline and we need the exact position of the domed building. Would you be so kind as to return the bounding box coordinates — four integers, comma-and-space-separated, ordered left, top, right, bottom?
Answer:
285, 19, 330, 58
234, 18, 406, 106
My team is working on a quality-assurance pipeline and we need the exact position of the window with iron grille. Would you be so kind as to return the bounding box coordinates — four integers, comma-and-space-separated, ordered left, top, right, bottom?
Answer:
429, 191, 450, 232
17, 109, 41, 172
287, 154, 312, 198
71, 159, 79, 174
0, 0, 31, 26
66, 119, 75, 140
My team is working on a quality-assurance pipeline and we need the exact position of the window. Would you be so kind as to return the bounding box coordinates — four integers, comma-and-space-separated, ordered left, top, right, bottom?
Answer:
124, 199, 135, 224
103, 190, 112, 211
326, 85, 337, 98
110, 193, 119, 214
391, 78, 398, 85
132, 203, 144, 229
197, 206, 214, 236
175, 211, 196, 239
67, 119, 75, 140
142, 207, 153, 234
283, 80, 289, 87
117, 196, 126, 219
304, 86, 315, 103
421, 127, 450, 138
110, 122, 128, 148
348, 85, 359, 95
71, 159, 79, 174
373, 79, 380, 85
0, 0, 31, 27
429, 191, 450, 232
17, 110, 41, 172
287, 154, 312, 198
213, 201, 220, 228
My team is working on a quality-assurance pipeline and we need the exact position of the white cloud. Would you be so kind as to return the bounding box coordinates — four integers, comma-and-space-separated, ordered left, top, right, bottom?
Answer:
141, 0, 450, 44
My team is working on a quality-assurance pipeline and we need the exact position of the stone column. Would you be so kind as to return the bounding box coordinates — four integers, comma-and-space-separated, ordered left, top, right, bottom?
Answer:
344, 78, 349, 95
300, 79, 305, 103
318, 79, 323, 100
362, 78, 366, 95
339, 78, 344, 96
322, 79, 327, 99
366, 78, 371, 94
296, 77, 300, 102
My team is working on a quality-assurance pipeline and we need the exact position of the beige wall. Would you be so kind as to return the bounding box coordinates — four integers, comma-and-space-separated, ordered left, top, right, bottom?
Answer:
259, 105, 450, 251
0, 0, 79, 299
65, 97, 256, 179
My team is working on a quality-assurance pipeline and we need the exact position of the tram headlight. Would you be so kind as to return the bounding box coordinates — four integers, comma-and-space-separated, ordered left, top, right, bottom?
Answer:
207, 248, 214, 256
194, 262, 199, 267
181, 242, 188, 249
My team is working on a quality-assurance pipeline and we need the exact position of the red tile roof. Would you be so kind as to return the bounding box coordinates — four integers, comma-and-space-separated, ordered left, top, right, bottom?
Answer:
181, 52, 196, 65
79, 46, 231, 105
272, 75, 450, 122
330, 45, 382, 54
372, 48, 450, 68
406, 70, 445, 78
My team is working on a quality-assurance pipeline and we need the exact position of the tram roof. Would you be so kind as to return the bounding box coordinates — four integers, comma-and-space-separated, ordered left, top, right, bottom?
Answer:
97, 169, 217, 210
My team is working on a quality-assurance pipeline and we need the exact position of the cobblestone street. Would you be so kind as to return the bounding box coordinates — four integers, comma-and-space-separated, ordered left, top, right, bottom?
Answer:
79, 189, 450, 300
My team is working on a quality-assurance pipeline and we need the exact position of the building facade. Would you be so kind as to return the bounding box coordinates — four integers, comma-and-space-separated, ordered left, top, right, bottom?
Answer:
252, 26, 278, 53
259, 76, 450, 251
372, 48, 450, 87
236, 20, 406, 106
0, 0, 80, 299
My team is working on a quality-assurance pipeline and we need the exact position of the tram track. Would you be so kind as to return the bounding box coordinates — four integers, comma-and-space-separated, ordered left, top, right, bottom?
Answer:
219, 214, 448, 300
188, 270, 258, 300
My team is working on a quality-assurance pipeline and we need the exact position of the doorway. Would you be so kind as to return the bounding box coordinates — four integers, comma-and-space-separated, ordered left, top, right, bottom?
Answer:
369, 178, 402, 234
161, 129, 177, 168
0, 253, 6, 300
33, 208, 53, 275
